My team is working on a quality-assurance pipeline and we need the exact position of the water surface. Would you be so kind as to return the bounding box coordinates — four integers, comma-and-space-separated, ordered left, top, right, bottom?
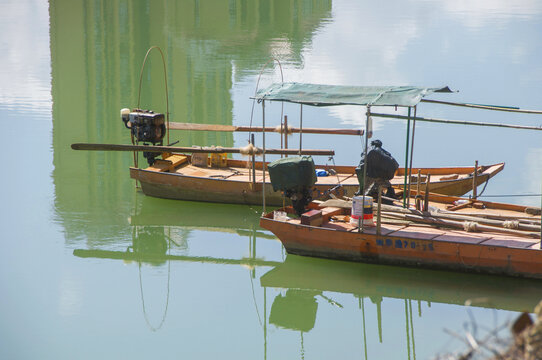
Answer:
2, 0, 542, 358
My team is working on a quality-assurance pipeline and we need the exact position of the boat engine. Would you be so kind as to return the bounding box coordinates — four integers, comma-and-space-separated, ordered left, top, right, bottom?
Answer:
355, 139, 399, 202
268, 156, 317, 216
121, 108, 166, 165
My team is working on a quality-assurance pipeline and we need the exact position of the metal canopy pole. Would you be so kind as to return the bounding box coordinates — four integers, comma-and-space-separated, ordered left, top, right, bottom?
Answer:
262, 100, 266, 214
284, 115, 289, 157
406, 106, 418, 208
403, 107, 411, 208
360, 105, 371, 233
299, 104, 303, 155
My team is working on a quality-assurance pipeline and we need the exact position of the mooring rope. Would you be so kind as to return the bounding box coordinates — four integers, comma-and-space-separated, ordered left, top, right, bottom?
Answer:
463, 221, 479, 232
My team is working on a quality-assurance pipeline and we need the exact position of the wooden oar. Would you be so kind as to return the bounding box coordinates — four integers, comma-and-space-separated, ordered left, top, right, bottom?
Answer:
73, 249, 282, 267
165, 122, 364, 136
71, 143, 335, 156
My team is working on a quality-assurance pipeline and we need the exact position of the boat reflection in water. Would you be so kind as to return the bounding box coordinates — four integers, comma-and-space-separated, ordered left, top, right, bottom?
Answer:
261, 254, 542, 313
261, 254, 542, 357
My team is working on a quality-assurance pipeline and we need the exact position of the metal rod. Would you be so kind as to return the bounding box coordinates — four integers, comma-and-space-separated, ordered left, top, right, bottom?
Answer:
360, 106, 371, 233
377, 299, 383, 343
362, 297, 368, 360
284, 115, 289, 157
251, 134, 256, 188
403, 107, 411, 207
377, 185, 382, 236
264, 286, 267, 360
407, 106, 417, 208
370, 112, 542, 131
472, 160, 478, 199
280, 116, 284, 155
409, 299, 417, 360
262, 100, 266, 214
421, 98, 542, 114
405, 299, 411, 360
299, 104, 303, 155
404, 299, 410, 360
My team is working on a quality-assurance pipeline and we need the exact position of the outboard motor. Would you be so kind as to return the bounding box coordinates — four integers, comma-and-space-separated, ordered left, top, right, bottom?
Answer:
268, 156, 317, 216
355, 139, 399, 202
121, 108, 166, 165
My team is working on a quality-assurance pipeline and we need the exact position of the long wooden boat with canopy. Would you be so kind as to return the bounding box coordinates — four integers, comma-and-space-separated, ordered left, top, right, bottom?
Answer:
259, 83, 542, 279
73, 83, 504, 206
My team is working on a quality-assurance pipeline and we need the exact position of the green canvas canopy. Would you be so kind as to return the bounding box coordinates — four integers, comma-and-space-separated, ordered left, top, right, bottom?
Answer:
255, 82, 453, 107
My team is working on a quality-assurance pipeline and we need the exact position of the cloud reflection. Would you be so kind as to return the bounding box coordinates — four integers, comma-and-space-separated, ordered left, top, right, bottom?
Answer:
0, 0, 51, 114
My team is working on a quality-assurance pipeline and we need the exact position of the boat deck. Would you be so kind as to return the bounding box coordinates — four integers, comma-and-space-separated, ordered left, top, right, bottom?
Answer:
284, 217, 541, 250
173, 163, 360, 185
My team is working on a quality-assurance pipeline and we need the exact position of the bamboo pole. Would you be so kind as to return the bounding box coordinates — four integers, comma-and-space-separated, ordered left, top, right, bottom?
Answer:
165, 122, 364, 135
71, 143, 335, 156
421, 99, 542, 115
423, 174, 431, 212
383, 212, 540, 239
424, 211, 540, 232
372, 203, 541, 232
370, 112, 542, 131
330, 199, 541, 232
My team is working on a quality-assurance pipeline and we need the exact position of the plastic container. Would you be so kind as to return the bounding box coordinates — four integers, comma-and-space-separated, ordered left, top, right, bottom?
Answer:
273, 211, 289, 221
191, 152, 209, 167
350, 196, 374, 227
209, 153, 228, 168
315, 169, 329, 177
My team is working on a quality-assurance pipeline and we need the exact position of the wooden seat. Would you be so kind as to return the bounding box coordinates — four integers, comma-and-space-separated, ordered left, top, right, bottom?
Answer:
146, 154, 188, 172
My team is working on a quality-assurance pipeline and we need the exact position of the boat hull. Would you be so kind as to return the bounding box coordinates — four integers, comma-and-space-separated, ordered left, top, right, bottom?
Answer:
260, 215, 542, 279
130, 161, 504, 205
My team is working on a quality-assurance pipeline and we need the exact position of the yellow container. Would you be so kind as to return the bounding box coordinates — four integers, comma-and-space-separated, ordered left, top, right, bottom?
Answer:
209, 153, 228, 168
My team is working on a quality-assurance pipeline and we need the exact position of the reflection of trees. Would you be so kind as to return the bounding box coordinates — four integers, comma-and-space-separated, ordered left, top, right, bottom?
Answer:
50, 0, 331, 245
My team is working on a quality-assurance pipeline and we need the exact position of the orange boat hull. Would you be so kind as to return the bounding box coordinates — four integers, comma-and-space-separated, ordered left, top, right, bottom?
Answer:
260, 213, 542, 279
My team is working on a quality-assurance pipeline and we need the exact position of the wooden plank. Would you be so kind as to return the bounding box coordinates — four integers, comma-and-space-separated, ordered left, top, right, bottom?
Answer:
387, 226, 445, 240
147, 154, 188, 172
480, 235, 538, 249
146, 160, 171, 172
433, 231, 490, 244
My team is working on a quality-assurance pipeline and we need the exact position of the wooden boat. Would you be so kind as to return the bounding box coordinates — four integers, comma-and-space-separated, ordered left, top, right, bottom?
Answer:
129, 153, 504, 205
124, 83, 500, 204
260, 194, 542, 279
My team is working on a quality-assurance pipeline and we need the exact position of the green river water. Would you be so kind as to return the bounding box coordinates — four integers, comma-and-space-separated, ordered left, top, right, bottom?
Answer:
2, 0, 542, 359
